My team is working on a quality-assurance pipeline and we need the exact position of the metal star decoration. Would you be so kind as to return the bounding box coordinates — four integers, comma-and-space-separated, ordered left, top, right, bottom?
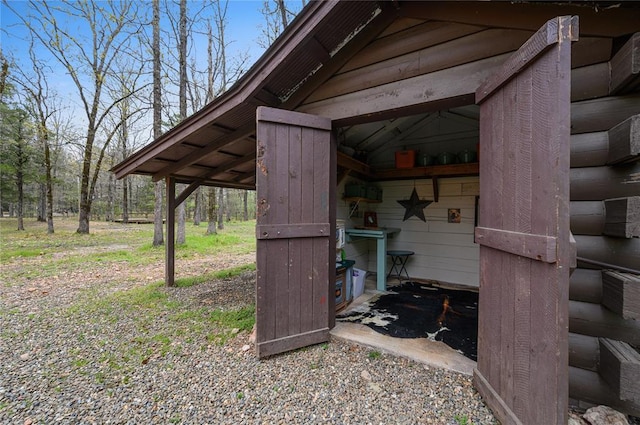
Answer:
397, 187, 432, 222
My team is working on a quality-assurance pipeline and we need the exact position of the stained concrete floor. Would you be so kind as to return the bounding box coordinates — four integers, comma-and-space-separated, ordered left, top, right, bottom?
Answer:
330, 275, 477, 376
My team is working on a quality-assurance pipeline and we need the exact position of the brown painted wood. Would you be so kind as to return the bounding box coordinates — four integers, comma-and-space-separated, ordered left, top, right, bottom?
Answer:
283, 5, 397, 110
568, 333, 600, 372
570, 268, 603, 304
608, 114, 640, 165
373, 163, 479, 180
341, 21, 484, 74
570, 201, 605, 235
569, 300, 640, 346
571, 93, 640, 135
610, 33, 640, 95
256, 223, 330, 240
309, 28, 531, 104
299, 53, 507, 125
604, 196, 640, 239
165, 177, 176, 287
571, 63, 609, 102
255, 106, 334, 358
570, 132, 609, 168
475, 16, 574, 425
400, 2, 640, 37
336, 151, 374, 179
602, 271, 640, 320
574, 235, 640, 273
474, 227, 557, 263
570, 163, 640, 201
151, 123, 255, 182
569, 366, 640, 417
599, 338, 640, 402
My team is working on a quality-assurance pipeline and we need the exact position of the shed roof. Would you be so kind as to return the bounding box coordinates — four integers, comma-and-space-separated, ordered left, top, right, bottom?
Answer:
112, 1, 640, 188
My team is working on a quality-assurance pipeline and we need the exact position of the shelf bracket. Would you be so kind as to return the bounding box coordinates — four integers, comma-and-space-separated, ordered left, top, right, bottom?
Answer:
432, 176, 439, 202
349, 199, 361, 217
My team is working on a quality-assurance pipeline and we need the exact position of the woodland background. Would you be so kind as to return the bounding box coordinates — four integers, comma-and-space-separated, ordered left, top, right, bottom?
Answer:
0, 0, 304, 241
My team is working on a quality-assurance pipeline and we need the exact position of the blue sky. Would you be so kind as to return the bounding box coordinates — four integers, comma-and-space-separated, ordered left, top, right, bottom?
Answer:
0, 1, 304, 143
1, 1, 277, 65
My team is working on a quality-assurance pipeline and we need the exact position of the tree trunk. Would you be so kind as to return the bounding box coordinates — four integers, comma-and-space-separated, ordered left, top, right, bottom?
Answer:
153, 181, 164, 246
206, 186, 217, 235
243, 190, 248, 221
177, 196, 186, 245
193, 187, 201, 225
152, 0, 164, 246
16, 169, 24, 231
106, 170, 114, 222
44, 135, 54, 234
37, 182, 46, 222
217, 187, 225, 230
276, 0, 288, 29
122, 176, 129, 224
174, 0, 188, 244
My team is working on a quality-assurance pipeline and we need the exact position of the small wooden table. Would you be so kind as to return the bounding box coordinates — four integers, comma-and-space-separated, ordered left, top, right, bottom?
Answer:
345, 227, 401, 291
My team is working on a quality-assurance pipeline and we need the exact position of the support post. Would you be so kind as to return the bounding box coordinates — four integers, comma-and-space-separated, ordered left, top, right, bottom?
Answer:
166, 176, 176, 286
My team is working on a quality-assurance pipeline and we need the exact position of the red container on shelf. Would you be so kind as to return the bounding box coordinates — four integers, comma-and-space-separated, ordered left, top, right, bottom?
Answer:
395, 150, 416, 168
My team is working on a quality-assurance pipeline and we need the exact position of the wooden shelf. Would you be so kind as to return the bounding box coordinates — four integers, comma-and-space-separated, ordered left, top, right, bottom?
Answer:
343, 197, 381, 203
337, 151, 479, 181
374, 162, 479, 180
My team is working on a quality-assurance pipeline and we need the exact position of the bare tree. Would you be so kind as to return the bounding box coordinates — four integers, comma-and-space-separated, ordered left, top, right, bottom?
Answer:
175, 0, 188, 246
152, 0, 164, 246
206, 187, 217, 235
217, 187, 225, 230
13, 42, 58, 233
7, 0, 144, 234
258, 0, 306, 48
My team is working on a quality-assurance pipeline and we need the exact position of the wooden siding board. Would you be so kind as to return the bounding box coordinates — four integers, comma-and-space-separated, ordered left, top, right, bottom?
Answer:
340, 21, 484, 73
299, 53, 508, 124
311, 28, 531, 104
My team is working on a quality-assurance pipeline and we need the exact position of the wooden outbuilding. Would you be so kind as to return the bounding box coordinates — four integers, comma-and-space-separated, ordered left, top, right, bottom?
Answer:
113, 2, 640, 423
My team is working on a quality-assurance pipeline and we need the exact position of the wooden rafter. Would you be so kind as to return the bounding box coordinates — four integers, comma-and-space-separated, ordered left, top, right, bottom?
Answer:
151, 122, 255, 182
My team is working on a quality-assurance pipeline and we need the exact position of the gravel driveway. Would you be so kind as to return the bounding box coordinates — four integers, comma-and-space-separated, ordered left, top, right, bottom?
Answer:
0, 271, 496, 424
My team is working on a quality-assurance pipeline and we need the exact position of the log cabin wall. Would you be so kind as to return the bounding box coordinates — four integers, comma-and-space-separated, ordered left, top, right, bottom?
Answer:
306, 9, 640, 417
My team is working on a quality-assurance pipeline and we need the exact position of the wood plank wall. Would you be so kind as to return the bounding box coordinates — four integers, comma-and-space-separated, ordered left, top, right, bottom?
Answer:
337, 176, 479, 287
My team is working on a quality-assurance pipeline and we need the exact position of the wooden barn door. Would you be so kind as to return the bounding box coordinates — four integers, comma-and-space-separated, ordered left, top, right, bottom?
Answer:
474, 16, 578, 425
255, 106, 336, 358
